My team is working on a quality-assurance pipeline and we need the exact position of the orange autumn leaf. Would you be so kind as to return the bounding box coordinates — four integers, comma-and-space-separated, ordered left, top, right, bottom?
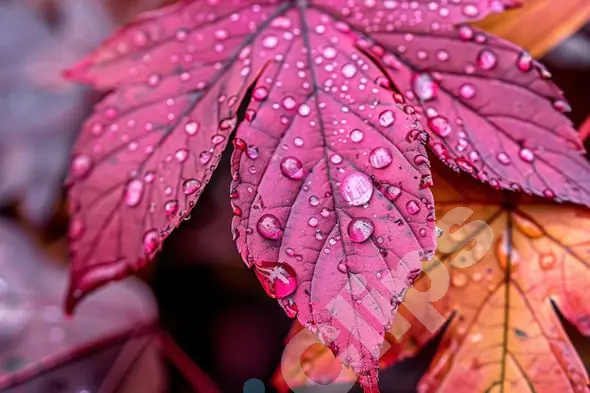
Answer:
475, 0, 590, 57
387, 165, 590, 393
273, 164, 590, 392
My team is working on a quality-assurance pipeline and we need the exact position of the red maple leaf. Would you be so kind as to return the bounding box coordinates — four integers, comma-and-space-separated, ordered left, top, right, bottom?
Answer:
63, 1, 588, 391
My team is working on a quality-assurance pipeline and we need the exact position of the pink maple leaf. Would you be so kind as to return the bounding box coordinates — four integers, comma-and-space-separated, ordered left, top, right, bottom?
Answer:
64, 1, 588, 391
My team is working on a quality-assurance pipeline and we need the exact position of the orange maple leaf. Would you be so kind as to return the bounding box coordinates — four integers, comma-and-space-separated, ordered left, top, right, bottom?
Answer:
274, 164, 590, 392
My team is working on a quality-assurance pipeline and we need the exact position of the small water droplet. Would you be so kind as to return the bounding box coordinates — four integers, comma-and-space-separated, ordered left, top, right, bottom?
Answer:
452, 272, 468, 288
519, 148, 534, 163
71, 155, 94, 179
185, 121, 199, 136
496, 152, 511, 165
348, 217, 375, 243
341, 63, 357, 78
280, 157, 304, 180
539, 252, 556, 270
125, 180, 144, 207
143, 229, 160, 254
517, 52, 533, 72
164, 200, 179, 217
257, 214, 283, 240
459, 84, 476, 99
406, 200, 421, 215
412, 73, 437, 101
477, 49, 497, 70
350, 129, 364, 143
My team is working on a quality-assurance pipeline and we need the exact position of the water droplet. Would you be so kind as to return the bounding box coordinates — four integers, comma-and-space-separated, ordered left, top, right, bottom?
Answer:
298, 103, 311, 117
125, 180, 144, 207
369, 147, 393, 169
496, 152, 511, 165
254, 262, 297, 298
517, 52, 533, 72
308, 217, 319, 227
350, 129, 364, 143
386, 185, 402, 201
378, 110, 396, 127
183, 178, 201, 195
553, 99, 571, 112
175, 149, 189, 163
539, 252, 556, 270
200, 151, 213, 165
164, 200, 179, 217
459, 84, 476, 99
412, 73, 437, 101
71, 155, 94, 179
330, 154, 343, 165
257, 214, 283, 240
406, 200, 421, 215
262, 35, 278, 49
477, 49, 497, 70
309, 196, 320, 206
337, 261, 347, 273
281, 298, 298, 318
519, 148, 534, 163
280, 157, 304, 180
282, 96, 297, 110
185, 121, 199, 136
341, 63, 357, 78
247, 146, 259, 159
348, 217, 374, 243
452, 272, 468, 288
143, 229, 160, 254
428, 116, 452, 137
340, 173, 373, 206
253, 86, 269, 101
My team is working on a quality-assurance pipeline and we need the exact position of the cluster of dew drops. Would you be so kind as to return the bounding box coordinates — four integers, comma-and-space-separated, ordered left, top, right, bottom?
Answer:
363, 21, 570, 197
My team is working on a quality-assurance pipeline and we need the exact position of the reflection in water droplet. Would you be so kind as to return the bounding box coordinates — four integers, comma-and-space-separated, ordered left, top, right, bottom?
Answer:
348, 217, 375, 243
254, 262, 297, 298
378, 110, 396, 127
413, 73, 437, 101
428, 116, 452, 137
280, 157, 304, 180
257, 214, 283, 240
477, 49, 497, 70
164, 200, 179, 217
369, 147, 393, 169
125, 180, 144, 207
340, 173, 373, 206
406, 200, 421, 215
183, 178, 201, 195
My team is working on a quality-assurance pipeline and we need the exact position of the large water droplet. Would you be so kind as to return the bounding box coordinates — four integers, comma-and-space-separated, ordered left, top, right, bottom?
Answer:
369, 147, 393, 169
254, 262, 297, 298
412, 73, 437, 101
348, 217, 375, 243
257, 214, 283, 240
378, 110, 396, 127
183, 178, 201, 195
125, 180, 144, 207
341, 63, 357, 78
428, 116, 452, 137
340, 173, 373, 206
280, 157, 304, 180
